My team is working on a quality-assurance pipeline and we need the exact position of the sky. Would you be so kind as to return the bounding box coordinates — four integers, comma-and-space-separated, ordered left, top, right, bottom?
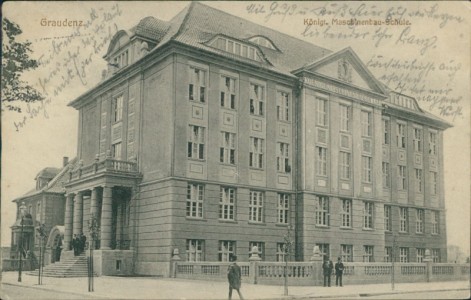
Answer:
2, 1, 470, 256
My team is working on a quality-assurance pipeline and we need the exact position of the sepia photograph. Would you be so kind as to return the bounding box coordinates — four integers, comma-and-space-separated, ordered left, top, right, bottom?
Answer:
1, 1, 469, 299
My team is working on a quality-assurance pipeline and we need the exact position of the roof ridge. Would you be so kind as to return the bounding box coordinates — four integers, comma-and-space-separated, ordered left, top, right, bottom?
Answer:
190, 2, 331, 54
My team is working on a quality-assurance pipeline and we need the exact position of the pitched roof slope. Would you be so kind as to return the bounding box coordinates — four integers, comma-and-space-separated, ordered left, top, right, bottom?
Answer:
169, 2, 331, 75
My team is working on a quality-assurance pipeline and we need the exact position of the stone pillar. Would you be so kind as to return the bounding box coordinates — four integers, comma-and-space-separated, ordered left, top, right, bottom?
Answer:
116, 202, 122, 248
64, 193, 74, 250
72, 192, 83, 235
249, 246, 262, 284
170, 248, 181, 278
310, 246, 323, 286
90, 187, 98, 218
100, 186, 113, 249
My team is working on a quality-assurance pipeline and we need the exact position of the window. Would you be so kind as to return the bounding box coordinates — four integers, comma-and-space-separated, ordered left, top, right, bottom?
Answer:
277, 91, 289, 121
36, 202, 41, 221
249, 36, 277, 50
340, 199, 352, 228
397, 123, 406, 148
219, 187, 235, 221
249, 137, 264, 169
399, 247, 409, 263
188, 125, 205, 160
315, 196, 330, 226
430, 172, 438, 195
276, 243, 286, 262
250, 83, 264, 116
399, 207, 408, 233
415, 169, 423, 193
363, 246, 374, 262
113, 50, 128, 68
220, 132, 236, 164
432, 249, 440, 263
340, 104, 350, 132
317, 98, 328, 126
339, 152, 351, 180
219, 241, 235, 262
416, 209, 424, 233
189, 67, 206, 102
432, 211, 439, 234
363, 202, 374, 229
361, 110, 372, 137
186, 240, 204, 262
220, 76, 236, 109
341, 244, 353, 262
316, 147, 327, 176
384, 205, 392, 232
277, 194, 289, 224
382, 162, 390, 188
187, 183, 204, 218
383, 118, 390, 144
249, 242, 265, 260
414, 128, 422, 152
277, 143, 290, 173
362, 156, 372, 183
398, 166, 407, 190
384, 247, 392, 262
249, 191, 264, 223
112, 142, 122, 159
416, 248, 425, 263
112, 95, 123, 122
317, 243, 330, 258
213, 37, 263, 61
429, 131, 437, 155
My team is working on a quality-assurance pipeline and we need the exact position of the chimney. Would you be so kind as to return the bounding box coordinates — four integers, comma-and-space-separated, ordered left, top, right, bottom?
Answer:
63, 156, 69, 167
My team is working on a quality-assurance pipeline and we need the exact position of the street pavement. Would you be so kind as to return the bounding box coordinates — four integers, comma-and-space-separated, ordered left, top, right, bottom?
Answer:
1, 272, 469, 300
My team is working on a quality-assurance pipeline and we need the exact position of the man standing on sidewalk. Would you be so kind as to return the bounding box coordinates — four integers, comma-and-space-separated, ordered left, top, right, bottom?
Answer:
227, 255, 244, 300
335, 257, 344, 287
322, 257, 333, 287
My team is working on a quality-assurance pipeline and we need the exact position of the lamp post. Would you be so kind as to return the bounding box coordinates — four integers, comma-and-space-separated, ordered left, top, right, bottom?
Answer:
283, 225, 294, 296
88, 214, 100, 292
17, 202, 27, 282
37, 223, 47, 285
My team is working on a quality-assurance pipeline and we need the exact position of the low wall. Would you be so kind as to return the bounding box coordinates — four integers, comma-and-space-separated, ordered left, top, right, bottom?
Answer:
174, 261, 470, 286
2, 259, 34, 272
90, 250, 133, 276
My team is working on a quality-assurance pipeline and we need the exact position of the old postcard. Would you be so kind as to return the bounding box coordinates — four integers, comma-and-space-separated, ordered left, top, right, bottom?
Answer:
1, 1, 469, 299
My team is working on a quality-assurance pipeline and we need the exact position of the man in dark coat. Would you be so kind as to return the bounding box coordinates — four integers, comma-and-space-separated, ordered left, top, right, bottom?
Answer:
72, 234, 78, 256
227, 255, 244, 300
322, 257, 333, 287
80, 234, 87, 254
335, 257, 344, 286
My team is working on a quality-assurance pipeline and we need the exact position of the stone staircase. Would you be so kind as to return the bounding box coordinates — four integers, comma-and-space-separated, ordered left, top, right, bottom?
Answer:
27, 253, 97, 277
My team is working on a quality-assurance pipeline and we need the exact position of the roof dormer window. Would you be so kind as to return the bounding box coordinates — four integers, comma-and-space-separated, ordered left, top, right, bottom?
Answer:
210, 36, 264, 62
113, 50, 129, 69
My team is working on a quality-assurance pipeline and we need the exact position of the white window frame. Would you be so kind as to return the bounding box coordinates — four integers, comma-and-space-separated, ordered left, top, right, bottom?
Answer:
399, 207, 408, 233
432, 211, 439, 234
429, 131, 437, 155
276, 243, 286, 262
384, 205, 392, 232
219, 187, 235, 221
399, 247, 409, 263
220, 132, 236, 164
362, 156, 372, 183
315, 196, 330, 226
316, 146, 327, 176
218, 240, 235, 262
341, 199, 352, 228
187, 183, 204, 218
36, 202, 41, 222
383, 118, 390, 145
397, 123, 407, 149
277, 193, 289, 224
430, 171, 438, 195
384, 247, 392, 262
361, 110, 372, 137
250, 137, 264, 169
363, 245, 374, 262
316, 97, 328, 127
112, 95, 123, 123
277, 91, 290, 122
112, 142, 122, 160
416, 209, 424, 233
277, 142, 290, 173
415, 169, 423, 193
220, 75, 236, 109
186, 239, 204, 262
189, 67, 206, 102
339, 104, 350, 132
398, 165, 407, 190
382, 162, 390, 188
432, 249, 440, 263
416, 248, 425, 263
188, 125, 205, 160
249, 191, 264, 223
363, 202, 374, 229
250, 83, 265, 116
414, 127, 422, 152
317, 243, 330, 258
341, 244, 353, 262
339, 152, 351, 180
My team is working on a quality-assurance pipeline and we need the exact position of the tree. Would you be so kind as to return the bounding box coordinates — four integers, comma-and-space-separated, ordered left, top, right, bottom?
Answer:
1, 18, 43, 112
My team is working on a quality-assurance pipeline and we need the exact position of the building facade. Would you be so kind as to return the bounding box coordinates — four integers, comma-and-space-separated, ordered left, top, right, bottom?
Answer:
24, 2, 450, 276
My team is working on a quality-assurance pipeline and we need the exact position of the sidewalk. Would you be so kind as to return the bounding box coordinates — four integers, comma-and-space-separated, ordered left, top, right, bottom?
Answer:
1, 271, 469, 299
